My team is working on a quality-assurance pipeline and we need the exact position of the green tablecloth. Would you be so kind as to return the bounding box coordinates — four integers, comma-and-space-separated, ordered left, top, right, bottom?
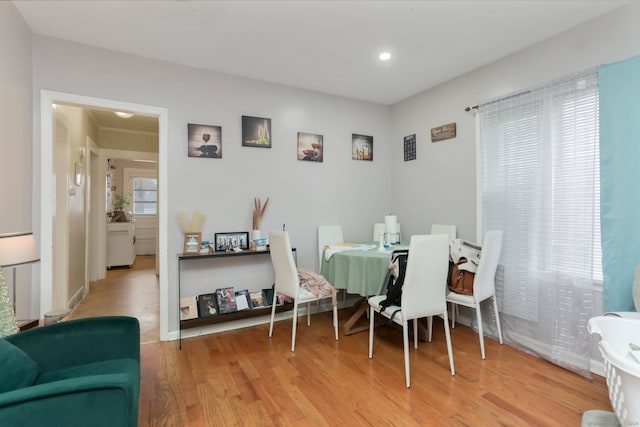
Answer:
321, 244, 407, 296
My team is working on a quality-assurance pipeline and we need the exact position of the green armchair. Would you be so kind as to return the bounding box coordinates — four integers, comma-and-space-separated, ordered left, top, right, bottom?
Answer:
0, 316, 140, 427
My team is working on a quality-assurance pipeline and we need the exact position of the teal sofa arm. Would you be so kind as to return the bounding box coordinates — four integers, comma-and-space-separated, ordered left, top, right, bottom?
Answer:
0, 374, 135, 427
6, 316, 140, 372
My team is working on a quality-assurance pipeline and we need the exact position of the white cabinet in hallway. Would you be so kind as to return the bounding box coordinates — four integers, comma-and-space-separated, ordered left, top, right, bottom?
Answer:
107, 222, 136, 268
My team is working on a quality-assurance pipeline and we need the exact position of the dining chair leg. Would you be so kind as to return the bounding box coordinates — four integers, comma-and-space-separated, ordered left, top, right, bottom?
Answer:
475, 304, 486, 359
442, 311, 455, 376
403, 320, 411, 388
492, 296, 503, 344
450, 302, 457, 329
291, 301, 299, 352
368, 306, 375, 359
333, 304, 339, 341
268, 296, 277, 338
413, 318, 418, 349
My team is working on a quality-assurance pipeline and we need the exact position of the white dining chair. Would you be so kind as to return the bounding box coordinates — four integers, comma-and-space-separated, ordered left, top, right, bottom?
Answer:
317, 225, 344, 271
430, 224, 456, 242
368, 234, 455, 388
269, 231, 339, 352
447, 230, 503, 359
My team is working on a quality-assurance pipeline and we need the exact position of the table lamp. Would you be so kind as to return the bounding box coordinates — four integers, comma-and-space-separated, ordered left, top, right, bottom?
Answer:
0, 232, 40, 336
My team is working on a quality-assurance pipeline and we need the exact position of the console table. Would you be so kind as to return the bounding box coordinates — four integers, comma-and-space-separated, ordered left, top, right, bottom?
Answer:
177, 248, 296, 347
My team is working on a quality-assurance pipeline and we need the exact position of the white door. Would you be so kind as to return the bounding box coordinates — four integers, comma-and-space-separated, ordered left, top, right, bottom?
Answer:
124, 167, 158, 255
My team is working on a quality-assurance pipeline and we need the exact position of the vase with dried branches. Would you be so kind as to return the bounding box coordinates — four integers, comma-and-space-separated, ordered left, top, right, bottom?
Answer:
252, 197, 269, 240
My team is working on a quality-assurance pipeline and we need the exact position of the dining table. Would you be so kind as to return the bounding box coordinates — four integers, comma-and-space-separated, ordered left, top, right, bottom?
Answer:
320, 242, 408, 335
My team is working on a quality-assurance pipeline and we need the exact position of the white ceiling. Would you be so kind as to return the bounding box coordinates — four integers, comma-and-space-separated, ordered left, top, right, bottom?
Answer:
15, 0, 629, 106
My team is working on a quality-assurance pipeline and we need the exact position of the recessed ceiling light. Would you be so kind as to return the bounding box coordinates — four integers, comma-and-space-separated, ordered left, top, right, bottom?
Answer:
379, 52, 391, 61
115, 111, 134, 119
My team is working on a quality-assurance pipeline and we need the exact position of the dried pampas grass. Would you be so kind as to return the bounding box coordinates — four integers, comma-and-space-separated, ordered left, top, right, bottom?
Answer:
177, 209, 206, 233
252, 197, 269, 230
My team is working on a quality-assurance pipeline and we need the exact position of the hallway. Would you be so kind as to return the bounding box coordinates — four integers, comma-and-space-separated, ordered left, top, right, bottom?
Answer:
67, 255, 159, 343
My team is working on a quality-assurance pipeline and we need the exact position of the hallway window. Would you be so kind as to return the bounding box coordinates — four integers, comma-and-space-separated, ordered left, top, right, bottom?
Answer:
133, 177, 157, 215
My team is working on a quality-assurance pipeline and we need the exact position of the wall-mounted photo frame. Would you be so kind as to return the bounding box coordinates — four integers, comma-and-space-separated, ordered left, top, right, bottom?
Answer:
297, 132, 323, 162
74, 162, 83, 186
188, 123, 222, 158
352, 134, 373, 161
214, 231, 249, 252
242, 116, 271, 148
183, 232, 202, 255
404, 134, 416, 161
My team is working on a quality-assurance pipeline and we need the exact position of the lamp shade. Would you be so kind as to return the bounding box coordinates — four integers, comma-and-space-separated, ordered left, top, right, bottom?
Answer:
0, 232, 40, 268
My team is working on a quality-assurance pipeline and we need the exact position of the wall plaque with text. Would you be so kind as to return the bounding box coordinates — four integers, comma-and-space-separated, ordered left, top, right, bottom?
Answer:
430, 123, 456, 142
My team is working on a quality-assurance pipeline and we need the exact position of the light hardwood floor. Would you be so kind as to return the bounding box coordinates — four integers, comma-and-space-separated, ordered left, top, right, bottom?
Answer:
67, 255, 159, 343
68, 258, 612, 426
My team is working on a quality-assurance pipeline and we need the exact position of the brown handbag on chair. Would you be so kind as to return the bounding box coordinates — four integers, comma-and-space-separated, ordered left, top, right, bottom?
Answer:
448, 258, 475, 295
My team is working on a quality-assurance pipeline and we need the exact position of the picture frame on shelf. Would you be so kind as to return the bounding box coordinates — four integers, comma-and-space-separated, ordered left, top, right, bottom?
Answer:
297, 132, 323, 162
179, 296, 198, 320
242, 115, 271, 148
352, 134, 373, 161
183, 232, 202, 255
187, 123, 222, 158
214, 231, 249, 252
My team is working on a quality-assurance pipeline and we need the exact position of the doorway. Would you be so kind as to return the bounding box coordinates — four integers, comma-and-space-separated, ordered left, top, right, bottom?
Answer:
39, 90, 169, 341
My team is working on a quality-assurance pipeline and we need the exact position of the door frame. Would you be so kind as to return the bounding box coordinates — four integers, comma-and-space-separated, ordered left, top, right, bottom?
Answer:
40, 90, 169, 341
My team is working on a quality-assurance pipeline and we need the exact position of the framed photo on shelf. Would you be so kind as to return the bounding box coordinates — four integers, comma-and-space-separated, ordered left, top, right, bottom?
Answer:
214, 231, 249, 252
297, 132, 323, 162
183, 232, 202, 255
242, 115, 271, 148
179, 296, 198, 320
187, 123, 222, 158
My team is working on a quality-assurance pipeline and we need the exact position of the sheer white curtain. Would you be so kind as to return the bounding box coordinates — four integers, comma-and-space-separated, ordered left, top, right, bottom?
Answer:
478, 68, 600, 376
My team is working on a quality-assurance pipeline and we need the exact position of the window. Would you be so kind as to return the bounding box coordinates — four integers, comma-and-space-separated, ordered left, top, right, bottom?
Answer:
133, 176, 157, 215
477, 68, 599, 375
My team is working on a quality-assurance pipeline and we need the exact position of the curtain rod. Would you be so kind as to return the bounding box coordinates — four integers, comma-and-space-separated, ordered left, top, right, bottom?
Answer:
463, 66, 597, 112
464, 90, 532, 112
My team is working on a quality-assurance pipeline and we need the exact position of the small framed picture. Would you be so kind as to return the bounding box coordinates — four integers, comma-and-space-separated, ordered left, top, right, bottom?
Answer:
352, 134, 373, 161
214, 231, 249, 252
188, 123, 222, 158
297, 132, 323, 162
75, 162, 83, 186
404, 134, 416, 161
183, 232, 202, 255
242, 115, 271, 148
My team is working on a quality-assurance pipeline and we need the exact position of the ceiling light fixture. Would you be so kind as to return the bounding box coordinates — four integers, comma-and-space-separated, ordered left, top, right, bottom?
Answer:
114, 111, 134, 119
378, 52, 391, 61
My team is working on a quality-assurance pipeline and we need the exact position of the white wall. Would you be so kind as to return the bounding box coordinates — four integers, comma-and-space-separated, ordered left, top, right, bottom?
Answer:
0, 3, 34, 320
390, 2, 640, 243
31, 36, 391, 333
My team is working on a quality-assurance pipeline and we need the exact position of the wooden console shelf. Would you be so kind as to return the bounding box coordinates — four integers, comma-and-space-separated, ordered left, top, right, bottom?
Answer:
180, 303, 293, 330
177, 248, 296, 347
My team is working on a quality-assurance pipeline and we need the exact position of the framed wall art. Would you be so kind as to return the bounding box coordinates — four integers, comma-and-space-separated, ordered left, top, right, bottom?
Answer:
404, 134, 416, 161
352, 134, 373, 161
297, 132, 323, 162
242, 116, 271, 148
188, 123, 222, 158
214, 231, 249, 252
183, 232, 202, 255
